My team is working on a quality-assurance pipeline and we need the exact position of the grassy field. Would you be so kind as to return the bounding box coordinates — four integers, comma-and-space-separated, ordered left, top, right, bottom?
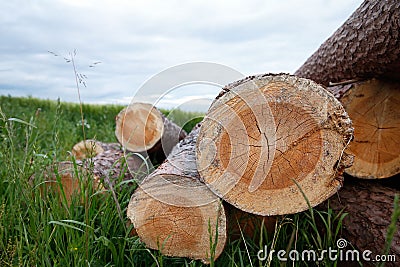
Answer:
0, 95, 349, 266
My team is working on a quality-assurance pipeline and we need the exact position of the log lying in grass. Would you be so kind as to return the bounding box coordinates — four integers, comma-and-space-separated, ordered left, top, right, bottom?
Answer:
196, 74, 353, 216
71, 139, 119, 160
115, 102, 187, 157
294, 0, 400, 86
72, 139, 105, 160
327, 79, 400, 178
72, 140, 151, 185
293, 0, 400, 180
35, 141, 150, 205
38, 161, 103, 205
127, 125, 227, 262
324, 177, 400, 265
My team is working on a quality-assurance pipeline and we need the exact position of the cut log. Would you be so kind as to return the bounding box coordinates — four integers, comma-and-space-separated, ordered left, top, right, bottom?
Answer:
127, 125, 227, 262
71, 140, 150, 185
71, 139, 119, 160
224, 203, 276, 241
33, 142, 150, 205
295, 0, 400, 86
196, 74, 354, 215
327, 79, 400, 178
37, 161, 103, 204
323, 177, 400, 266
115, 102, 187, 157
72, 139, 104, 160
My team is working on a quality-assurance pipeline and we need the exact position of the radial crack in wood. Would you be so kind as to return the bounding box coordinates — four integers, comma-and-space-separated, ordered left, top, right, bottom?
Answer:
197, 74, 353, 215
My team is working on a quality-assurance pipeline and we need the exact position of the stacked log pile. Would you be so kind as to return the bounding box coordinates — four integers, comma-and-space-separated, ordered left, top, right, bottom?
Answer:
35, 0, 400, 264
295, 0, 400, 263
127, 73, 353, 261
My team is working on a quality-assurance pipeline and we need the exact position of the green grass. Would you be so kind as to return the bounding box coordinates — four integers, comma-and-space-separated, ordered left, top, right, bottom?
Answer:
0, 95, 350, 266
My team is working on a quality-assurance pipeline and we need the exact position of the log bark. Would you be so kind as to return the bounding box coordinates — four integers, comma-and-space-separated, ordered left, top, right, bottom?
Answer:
71, 140, 150, 185
127, 125, 227, 263
115, 102, 186, 157
295, 0, 400, 86
34, 142, 150, 205
324, 177, 400, 266
196, 74, 354, 215
327, 79, 400, 178
225, 203, 276, 241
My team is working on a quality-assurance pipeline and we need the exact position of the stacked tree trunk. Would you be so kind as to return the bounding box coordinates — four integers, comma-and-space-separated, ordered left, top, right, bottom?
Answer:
295, 0, 400, 180
128, 0, 400, 263
127, 73, 354, 261
36, 103, 186, 205
294, 0, 400, 264
35, 0, 400, 263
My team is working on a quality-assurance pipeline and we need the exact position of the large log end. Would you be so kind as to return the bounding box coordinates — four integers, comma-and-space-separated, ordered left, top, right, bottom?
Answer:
197, 74, 354, 215
127, 174, 227, 263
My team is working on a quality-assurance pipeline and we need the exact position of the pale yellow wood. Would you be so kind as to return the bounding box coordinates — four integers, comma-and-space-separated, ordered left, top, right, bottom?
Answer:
196, 74, 353, 215
115, 103, 164, 152
72, 140, 104, 160
338, 79, 400, 178
127, 126, 227, 262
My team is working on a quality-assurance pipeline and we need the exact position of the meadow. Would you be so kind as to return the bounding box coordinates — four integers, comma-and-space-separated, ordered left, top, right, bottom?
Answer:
1, 95, 349, 266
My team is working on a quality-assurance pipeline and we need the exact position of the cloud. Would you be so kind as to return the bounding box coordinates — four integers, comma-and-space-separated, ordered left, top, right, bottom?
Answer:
0, 0, 363, 111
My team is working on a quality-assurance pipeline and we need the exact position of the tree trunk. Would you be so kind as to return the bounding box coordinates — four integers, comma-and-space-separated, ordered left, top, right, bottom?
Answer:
323, 177, 400, 267
327, 79, 400, 178
295, 0, 400, 86
127, 125, 227, 263
115, 102, 187, 157
196, 74, 354, 215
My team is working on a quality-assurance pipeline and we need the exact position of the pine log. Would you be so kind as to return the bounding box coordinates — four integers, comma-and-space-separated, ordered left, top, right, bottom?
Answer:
323, 177, 400, 266
115, 102, 187, 157
196, 74, 354, 216
71, 139, 119, 160
127, 125, 227, 263
34, 142, 150, 205
294, 0, 400, 86
327, 79, 400, 178
71, 140, 150, 185
37, 161, 103, 205
72, 139, 104, 160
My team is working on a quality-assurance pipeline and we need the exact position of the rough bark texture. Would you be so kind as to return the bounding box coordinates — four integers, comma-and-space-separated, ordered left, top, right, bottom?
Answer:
224, 203, 276, 241
324, 177, 400, 267
72, 140, 150, 185
33, 141, 150, 205
127, 125, 227, 263
197, 74, 354, 215
295, 0, 400, 86
327, 79, 400, 178
115, 102, 186, 156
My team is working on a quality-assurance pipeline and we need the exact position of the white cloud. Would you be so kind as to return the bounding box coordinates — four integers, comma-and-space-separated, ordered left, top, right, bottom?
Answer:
0, 0, 364, 111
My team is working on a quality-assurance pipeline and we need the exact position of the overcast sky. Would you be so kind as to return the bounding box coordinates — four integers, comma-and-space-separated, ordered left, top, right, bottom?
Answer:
0, 0, 363, 111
